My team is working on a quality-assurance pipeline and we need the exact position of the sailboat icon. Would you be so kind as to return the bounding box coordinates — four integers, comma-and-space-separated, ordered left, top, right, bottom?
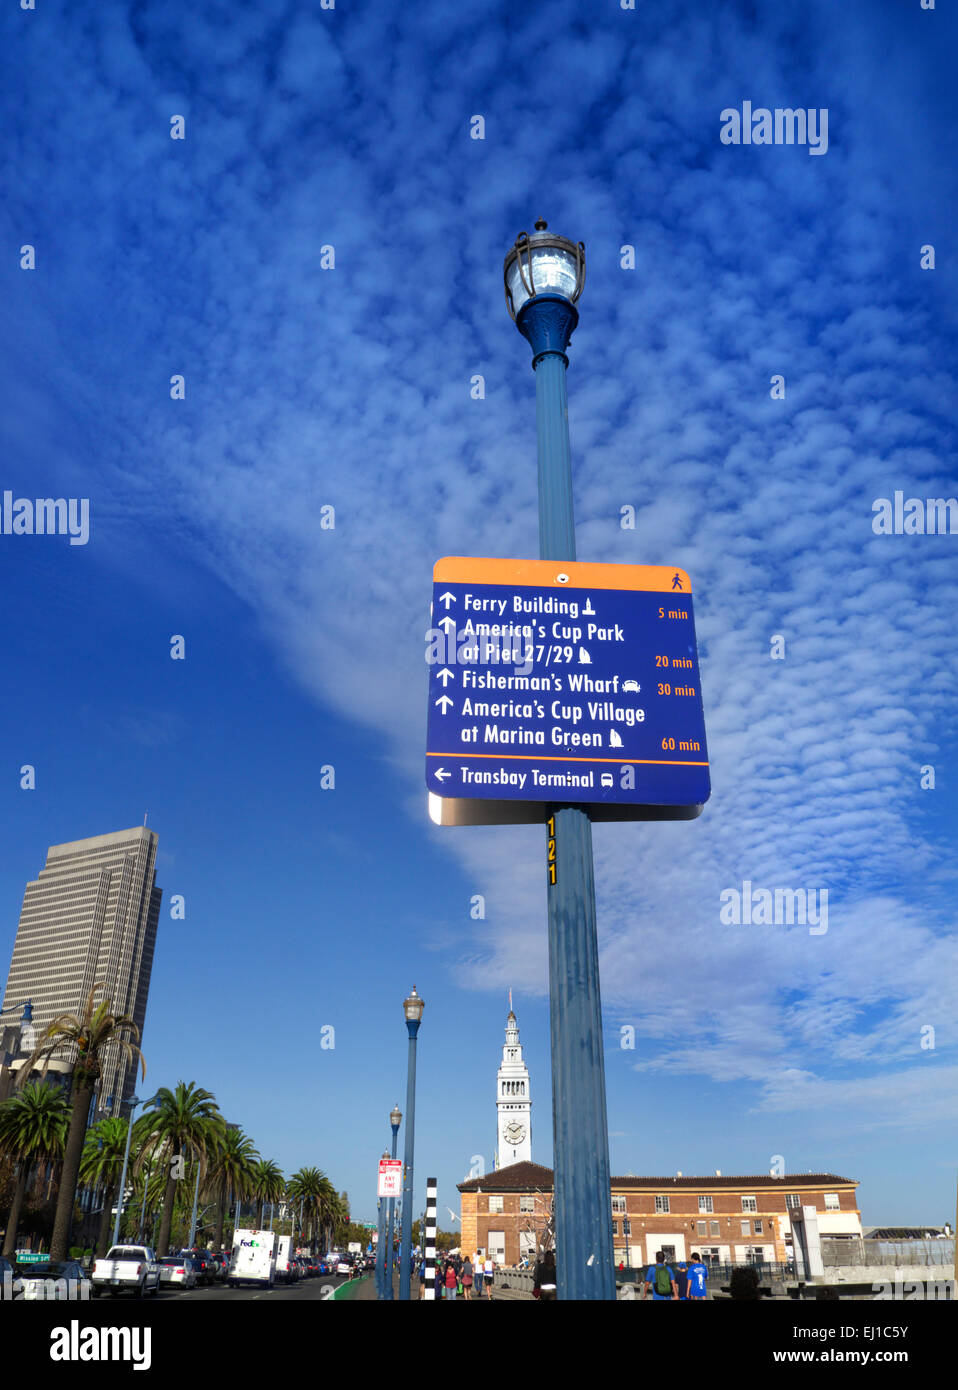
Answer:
609, 729, 624, 748
578, 646, 592, 664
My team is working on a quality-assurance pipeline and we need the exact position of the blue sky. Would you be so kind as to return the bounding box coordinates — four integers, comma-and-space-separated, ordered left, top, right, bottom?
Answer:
1, 0, 957, 1229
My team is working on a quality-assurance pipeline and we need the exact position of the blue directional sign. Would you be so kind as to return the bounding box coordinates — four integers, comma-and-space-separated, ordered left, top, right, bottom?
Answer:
426, 557, 710, 826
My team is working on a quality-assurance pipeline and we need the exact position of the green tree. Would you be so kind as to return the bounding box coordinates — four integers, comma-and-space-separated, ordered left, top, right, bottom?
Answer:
135, 1082, 223, 1256
207, 1126, 259, 1252
0, 1082, 69, 1257
288, 1166, 341, 1253
17, 985, 144, 1262
250, 1158, 284, 1227
79, 1116, 132, 1256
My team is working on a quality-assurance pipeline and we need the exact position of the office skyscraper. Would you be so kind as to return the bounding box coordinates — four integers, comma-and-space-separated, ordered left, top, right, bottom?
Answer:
1, 827, 162, 1109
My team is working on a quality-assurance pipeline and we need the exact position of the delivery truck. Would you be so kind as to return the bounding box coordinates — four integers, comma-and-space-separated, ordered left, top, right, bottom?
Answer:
228, 1229, 276, 1289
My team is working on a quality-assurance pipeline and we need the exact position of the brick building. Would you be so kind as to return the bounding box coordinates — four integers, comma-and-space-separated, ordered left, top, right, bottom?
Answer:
458, 1162, 861, 1268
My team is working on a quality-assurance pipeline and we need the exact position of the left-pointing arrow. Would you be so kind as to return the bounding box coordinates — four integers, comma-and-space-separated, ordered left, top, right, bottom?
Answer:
435, 695, 453, 713
434, 767, 451, 782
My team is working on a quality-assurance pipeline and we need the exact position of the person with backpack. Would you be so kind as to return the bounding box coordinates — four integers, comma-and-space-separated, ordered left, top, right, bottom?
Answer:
686, 1252, 709, 1301
643, 1251, 677, 1300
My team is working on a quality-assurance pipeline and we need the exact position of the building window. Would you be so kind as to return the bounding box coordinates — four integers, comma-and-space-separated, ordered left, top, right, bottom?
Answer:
519, 1196, 534, 1213
623, 1220, 631, 1237
741, 1196, 757, 1213
655, 1196, 670, 1214
824, 1193, 840, 1210
754, 1220, 763, 1235
786, 1193, 801, 1209
611, 1196, 626, 1214
697, 1220, 707, 1236
611, 1220, 618, 1236
741, 1220, 751, 1236
698, 1195, 713, 1213
709, 1221, 719, 1237
489, 1195, 504, 1213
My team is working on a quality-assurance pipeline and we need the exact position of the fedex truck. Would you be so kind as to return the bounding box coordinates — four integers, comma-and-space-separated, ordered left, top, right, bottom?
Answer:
275, 1235, 297, 1283
228, 1229, 276, 1289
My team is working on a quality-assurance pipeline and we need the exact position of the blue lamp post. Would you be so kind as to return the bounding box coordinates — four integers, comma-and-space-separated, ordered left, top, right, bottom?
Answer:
384, 1103, 402, 1300
398, 987, 424, 1300
503, 220, 615, 1300
375, 1153, 389, 1299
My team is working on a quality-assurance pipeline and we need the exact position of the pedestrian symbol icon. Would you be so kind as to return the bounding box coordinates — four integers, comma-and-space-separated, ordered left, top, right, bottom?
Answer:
671, 572, 684, 590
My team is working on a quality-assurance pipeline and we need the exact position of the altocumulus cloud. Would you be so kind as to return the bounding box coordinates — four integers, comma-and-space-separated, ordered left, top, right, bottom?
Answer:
3, 0, 958, 1129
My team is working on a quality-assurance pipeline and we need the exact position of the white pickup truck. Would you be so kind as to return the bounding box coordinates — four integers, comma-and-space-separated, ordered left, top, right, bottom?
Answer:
90, 1244, 161, 1297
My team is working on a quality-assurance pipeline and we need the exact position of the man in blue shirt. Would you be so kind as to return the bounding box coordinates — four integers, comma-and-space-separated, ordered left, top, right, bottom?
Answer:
643, 1251, 677, 1300
686, 1252, 709, 1301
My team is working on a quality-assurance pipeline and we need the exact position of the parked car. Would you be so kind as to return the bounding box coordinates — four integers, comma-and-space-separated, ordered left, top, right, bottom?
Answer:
91, 1245, 160, 1298
295, 1256, 311, 1278
179, 1249, 216, 1285
0, 1256, 18, 1299
17, 1259, 92, 1301
157, 1256, 197, 1289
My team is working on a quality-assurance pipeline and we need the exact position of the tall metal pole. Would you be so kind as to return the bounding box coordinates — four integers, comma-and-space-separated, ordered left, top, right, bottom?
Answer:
515, 285, 616, 1300
398, 1023, 420, 1300
188, 1161, 201, 1247
111, 1101, 137, 1247
386, 1118, 400, 1299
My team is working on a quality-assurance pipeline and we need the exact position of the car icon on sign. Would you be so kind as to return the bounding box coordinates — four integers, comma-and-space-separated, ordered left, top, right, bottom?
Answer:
622, 679, 640, 692
600, 773, 614, 788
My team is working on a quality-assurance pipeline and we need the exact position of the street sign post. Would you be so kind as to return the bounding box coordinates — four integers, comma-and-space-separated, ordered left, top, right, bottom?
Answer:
426, 557, 709, 825
377, 1158, 402, 1198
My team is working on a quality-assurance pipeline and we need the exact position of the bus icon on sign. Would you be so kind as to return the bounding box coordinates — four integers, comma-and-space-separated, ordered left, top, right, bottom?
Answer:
600, 773, 614, 788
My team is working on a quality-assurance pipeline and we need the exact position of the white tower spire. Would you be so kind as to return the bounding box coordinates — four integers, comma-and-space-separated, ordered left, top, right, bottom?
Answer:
496, 997, 531, 1165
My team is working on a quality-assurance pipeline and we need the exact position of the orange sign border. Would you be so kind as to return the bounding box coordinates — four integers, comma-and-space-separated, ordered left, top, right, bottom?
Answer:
433, 556, 693, 594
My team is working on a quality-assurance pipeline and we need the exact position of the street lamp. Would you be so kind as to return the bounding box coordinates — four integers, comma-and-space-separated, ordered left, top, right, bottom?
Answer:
382, 1104, 402, 1300
398, 987, 423, 1300
504, 219, 615, 1301
112, 1093, 159, 1248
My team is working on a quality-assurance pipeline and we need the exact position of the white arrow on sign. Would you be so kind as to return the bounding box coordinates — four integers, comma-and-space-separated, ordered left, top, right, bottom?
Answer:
439, 591, 457, 608
435, 695, 453, 713
438, 616, 456, 632
436, 668, 454, 686
434, 767, 451, 782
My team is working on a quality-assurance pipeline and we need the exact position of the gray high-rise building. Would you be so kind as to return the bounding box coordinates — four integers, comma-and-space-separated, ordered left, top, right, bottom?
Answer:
1, 827, 162, 1109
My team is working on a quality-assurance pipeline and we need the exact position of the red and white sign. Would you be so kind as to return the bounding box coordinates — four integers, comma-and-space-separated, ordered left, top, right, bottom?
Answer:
378, 1159, 402, 1197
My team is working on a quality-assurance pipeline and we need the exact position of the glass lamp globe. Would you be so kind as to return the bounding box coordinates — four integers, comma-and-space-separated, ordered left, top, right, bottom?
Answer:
403, 985, 425, 1023
504, 218, 586, 321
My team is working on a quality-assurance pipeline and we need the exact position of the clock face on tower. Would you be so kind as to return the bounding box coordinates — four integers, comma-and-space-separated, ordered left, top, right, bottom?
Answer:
504, 1121, 526, 1145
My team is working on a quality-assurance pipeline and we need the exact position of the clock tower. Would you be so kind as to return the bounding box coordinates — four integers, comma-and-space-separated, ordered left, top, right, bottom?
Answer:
496, 994, 532, 1166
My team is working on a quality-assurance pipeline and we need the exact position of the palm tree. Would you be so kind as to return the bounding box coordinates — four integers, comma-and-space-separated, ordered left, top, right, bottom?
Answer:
0, 1082, 69, 1257
250, 1158, 284, 1228
134, 1082, 222, 1256
17, 985, 144, 1262
288, 1166, 342, 1253
207, 1126, 258, 1252
79, 1116, 132, 1257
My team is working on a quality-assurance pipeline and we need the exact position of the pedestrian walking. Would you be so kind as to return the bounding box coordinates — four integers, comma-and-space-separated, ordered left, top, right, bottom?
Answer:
675, 1261, 689, 1300
643, 1250, 678, 1300
443, 1260, 458, 1300
483, 1254, 494, 1300
473, 1250, 484, 1297
461, 1256, 474, 1300
686, 1253, 708, 1301
533, 1248, 557, 1301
